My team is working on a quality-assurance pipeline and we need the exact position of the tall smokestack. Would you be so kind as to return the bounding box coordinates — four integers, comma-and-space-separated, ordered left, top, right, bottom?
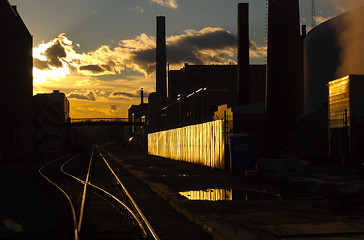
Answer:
266, 0, 303, 154
141, 88, 144, 105
237, 3, 250, 105
156, 16, 167, 105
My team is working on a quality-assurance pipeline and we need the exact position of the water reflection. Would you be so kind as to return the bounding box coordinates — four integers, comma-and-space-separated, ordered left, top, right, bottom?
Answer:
179, 188, 282, 201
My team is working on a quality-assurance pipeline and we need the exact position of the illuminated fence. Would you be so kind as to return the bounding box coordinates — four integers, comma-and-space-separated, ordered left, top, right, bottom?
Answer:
179, 189, 232, 201
148, 120, 226, 169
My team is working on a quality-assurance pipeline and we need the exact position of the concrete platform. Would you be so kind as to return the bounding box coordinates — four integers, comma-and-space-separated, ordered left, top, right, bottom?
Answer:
103, 145, 364, 240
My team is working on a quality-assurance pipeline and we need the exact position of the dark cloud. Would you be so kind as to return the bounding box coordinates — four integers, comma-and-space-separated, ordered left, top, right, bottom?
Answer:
68, 91, 96, 101
44, 40, 66, 68
132, 48, 156, 73
79, 65, 104, 73
130, 28, 239, 68
166, 45, 204, 65
110, 89, 151, 99
34, 39, 68, 70
110, 91, 137, 98
79, 61, 117, 74
33, 58, 50, 70
175, 29, 236, 50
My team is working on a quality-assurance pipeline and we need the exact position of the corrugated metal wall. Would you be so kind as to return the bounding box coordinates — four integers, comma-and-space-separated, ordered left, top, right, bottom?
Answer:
148, 120, 226, 169
328, 76, 350, 128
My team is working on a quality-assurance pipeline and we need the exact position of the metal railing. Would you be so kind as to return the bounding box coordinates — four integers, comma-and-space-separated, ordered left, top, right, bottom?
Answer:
68, 118, 146, 126
70, 118, 145, 123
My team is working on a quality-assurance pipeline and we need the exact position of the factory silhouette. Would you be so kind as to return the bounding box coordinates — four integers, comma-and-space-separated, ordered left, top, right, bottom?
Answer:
2, 0, 364, 174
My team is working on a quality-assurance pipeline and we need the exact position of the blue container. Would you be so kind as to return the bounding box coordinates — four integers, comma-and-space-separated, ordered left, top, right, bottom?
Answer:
229, 134, 251, 172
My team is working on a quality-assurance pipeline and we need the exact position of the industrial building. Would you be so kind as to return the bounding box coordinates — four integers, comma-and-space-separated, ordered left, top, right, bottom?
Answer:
34, 90, 70, 155
298, 6, 364, 161
128, 89, 148, 125
128, 104, 148, 125
0, 1, 34, 161
148, 0, 364, 170
128, 89, 148, 150
214, 103, 266, 161
161, 1, 265, 131
168, 64, 237, 104
168, 64, 265, 105
162, 88, 234, 129
148, 3, 261, 170
328, 75, 364, 160
164, 64, 266, 129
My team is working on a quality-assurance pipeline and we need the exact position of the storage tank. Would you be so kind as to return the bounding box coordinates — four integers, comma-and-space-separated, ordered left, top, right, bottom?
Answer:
304, 6, 364, 114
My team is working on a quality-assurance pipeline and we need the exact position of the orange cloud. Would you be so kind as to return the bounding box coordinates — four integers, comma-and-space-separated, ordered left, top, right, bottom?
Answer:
32, 28, 266, 118
150, 0, 178, 9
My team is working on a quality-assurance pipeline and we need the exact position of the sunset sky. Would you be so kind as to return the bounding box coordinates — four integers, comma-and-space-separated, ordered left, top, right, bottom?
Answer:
10, 0, 352, 118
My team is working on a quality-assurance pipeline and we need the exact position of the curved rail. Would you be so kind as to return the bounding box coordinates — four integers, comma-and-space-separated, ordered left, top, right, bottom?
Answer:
97, 146, 160, 240
38, 154, 80, 240
60, 157, 148, 237
60, 146, 159, 239
39, 147, 159, 239
77, 145, 94, 233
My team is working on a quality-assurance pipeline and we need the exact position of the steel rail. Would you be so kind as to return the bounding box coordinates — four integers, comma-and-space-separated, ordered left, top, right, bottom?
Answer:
88, 182, 147, 236
97, 145, 160, 240
66, 175, 148, 237
77, 145, 94, 233
38, 154, 80, 240
60, 150, 149, 237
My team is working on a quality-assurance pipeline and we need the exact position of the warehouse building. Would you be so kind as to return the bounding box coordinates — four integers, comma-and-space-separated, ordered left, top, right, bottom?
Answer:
0, 1, 34, 161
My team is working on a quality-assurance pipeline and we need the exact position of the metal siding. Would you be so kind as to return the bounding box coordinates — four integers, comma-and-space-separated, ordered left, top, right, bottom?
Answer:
148, 120, 225, 169
328, 76, 350, 128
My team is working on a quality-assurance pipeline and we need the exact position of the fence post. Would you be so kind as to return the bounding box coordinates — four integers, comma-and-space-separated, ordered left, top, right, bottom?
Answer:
224, 111, 229, 170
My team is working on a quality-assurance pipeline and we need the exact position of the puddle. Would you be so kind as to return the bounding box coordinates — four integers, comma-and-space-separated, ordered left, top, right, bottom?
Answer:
178, 174, 189, 177
179, 188, 282, 201
160, 173, 192, 177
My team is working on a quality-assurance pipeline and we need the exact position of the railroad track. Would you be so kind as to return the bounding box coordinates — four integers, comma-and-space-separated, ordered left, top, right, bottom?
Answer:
39, 145, 159, 240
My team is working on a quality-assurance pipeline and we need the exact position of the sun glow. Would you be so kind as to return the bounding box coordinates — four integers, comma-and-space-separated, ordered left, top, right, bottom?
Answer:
32, 34, 76, 90
33, 66, 70, 85
31, 28, 265, 118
